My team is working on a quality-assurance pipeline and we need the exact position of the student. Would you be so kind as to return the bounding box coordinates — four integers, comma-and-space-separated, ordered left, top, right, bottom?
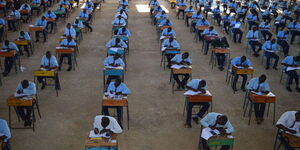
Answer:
0, 119, 11, 150
262, 39, 279, 70
274, 15, 287, 33
106, 37, 127, 49
288, 21, 300, 45
93, 115, 123, 135
277, 30, 290, 57
236, 6, 246, 22
0, 17, 5, 38
246, 10, 258, 30
185, 79, 210, 128
149, 0, 160, 14
64, 23, 76, 39
38, 51, 60, 90
212, 6, 221, 26
104, 78, 131, 128
200, 113, 234, 150
171, 52, 192, 89
259, 21, 272, 41
195, 18, 210, 35
281, 56, 300, 92
103, 54, 125, 85
115, 9, 127, 19
184, 6, 194, 26
59, 36, 76, 71
211, 37, 229, 71
73, 19, 84, 37
7, 8, 20, 32
30, 0, 42, 15
161, 37, 180, 68
116, 27, 131, 37
44, 10, 57, 33
17, 31, 31, 57
78, 9, 93, 32
1, 40, 19, 77
202, 26, 218, 55
19, 2, 31, 23
230, 18, 243, 43
276, 111, 300, 150
15, 80, 36, 127
176, 0, 187, 19
246, 75, 270, 124
161, 27, 176, 38
55, 5, 67, 19
112, 15, 126, 26
231, 56, 253, 91
246, 27, 262, 57
34, 16, 47, 42
159, 19, 173, 27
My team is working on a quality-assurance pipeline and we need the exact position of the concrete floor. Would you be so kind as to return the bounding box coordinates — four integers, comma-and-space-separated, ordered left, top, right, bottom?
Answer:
0, 0, 300, 149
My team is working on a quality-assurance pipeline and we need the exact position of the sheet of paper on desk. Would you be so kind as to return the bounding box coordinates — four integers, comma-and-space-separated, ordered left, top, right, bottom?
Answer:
233, 65, 253, 69
234, 23, 241, 28
286, 67, 300, 71
184, 90, 202, 95
89, 130, 110, 138
105, 66, 123, 70
161, 47, 166, 51
14, 93, 31, 99
40, 67, 47, 71
171, 64, 192, 69
201, 127, 220, 140
0, 50, 8, 52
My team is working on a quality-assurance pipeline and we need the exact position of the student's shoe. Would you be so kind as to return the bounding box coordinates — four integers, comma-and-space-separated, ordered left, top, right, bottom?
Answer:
296, 87, 300, 92
192, 117, 199, 124
177, 85, 180, 90
58, 66, 61, 71
232, 87, 237, 92
286, 87, 292, 92
2, 72, 8, 77
184, 123, 192, 128
272, 66, 278, 70
67, 66, 72, 71
24, 121, 29, 127
218, 66, 224, 71
41, 83, 46, 90
265, 66, 269, 70
241, 87, 246, 92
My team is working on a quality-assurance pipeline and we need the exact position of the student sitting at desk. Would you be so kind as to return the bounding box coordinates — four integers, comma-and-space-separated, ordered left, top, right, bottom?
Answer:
274, 15, 287, 33
59, 36, 76, 71
0, 119, 11, 150
211, 37, 229, 71
58, 0, 70, 9
34, 16, 47, 42
246, 27, 262, 57
155, 11, 167, 24
246, 10, 258, 30
93, 115, 122, 136
276, 110, 300, 150
149, 0, 160, 14
7, 8, 20, 32
152, 5, 162, 14
104, 78, 131, 128
79, 9, 93, 32
115, 9, 127, 20
161, 37, 180, 68
212, 6, 221, 26
236, 6, 246, 23
116, 27, 131, 37
288, 21, 300, 45
15, 80, 36, 127
112, 15, 126, 26
246, 74, 270, 124
259, 21, 272, 41
73, 19, 84, 37
19, 2, 31, 22
277, 29, 290, 57
159, 19, 173, 27
185, 79, 210, 128
231, 56, 253, 91
103, 54, 125, 85
55, 5, 67, 19
230, 18, 243, 43
38, 51, 60, 90
176, 0, 187, 19
221, 13, 232, 34
44, 10, 56, 33
195, 18, 209, 36
17, 31, 31, 57
281, 55, 300, 92
116, 5, 129, 13
30, 0, 43, 15
64, 23, 76, 39
184, 6, 194, 25
202, 26, 218, 55
200, 113, 234, 150
106, 37, 127, 49
119, 0, 128, 6
262, 39, 279, 70
2, 40, 19, 77
171, 52, 192, 89
161, 27, 176, 38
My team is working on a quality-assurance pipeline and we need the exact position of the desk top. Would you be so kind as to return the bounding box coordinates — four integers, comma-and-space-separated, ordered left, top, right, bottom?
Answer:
208, 135, 234, 146
7, 95, 34, 107
232, 66, 254, 75
172, 67, 192, 74
186, 91, 212, 102
85, 138, 117, 148
282, 132, 300, 148
0, 50, 16, 57
196, 26, 209, 30
249, 92, 276, 103
212, 48, 230, 54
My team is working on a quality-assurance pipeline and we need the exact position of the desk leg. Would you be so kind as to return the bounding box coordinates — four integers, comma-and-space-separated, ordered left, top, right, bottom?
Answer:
103, 73, 106, 91
248, 103, 253, 125
210, 101, 212, 112
169, 70, 172, 84
127, 106, 129, 130
183, 98, 187, 116
267, 103, 270, 118
273, 102, 276, 125
32, 105, 35, 131
8, 106, 11, 128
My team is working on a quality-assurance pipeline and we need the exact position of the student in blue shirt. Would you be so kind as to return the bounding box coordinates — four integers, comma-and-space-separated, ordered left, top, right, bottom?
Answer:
64, 23, 76, 38
44, 10, 57, 33
7, 8, 20, 31
211, 37, 230, 71
228, 0, 237, 14
161, 27, 176, 37
221, 0, 228, 13
184, 6, 194, 26
222, 13, 232, 34
171, 52, 192, 89
203, 3, 211, 19
176, 0, 187, 19
59, 36, 76, 71
103, 53, 125, 85
288, 21, 300, 44
195, 18, 210, 37
55, 5, 67, 19
116, 27, 131, 37
230, 18, 243, 43
34, 16, 47, 42
231, 56, 253, 91
185, 79, 209, 128
119, 0, 128, 6
30, 0, 43, 15
270, 2, 278, 19
246, 27, 262, 57
73, 19, 84, 37
159, 19, 173, 27
17, 31, 31, 57
15, 80, 36, 127
261, 8, 271, 22
262, 39, 279, 70
79, 9, 93, 32
2, 40, 19, 77
112, 15, 126, 26
277, 29, 290, 56
106, 37, 128, 49
247, 74, 270, 124
281, 56, 300, 92
200, 113, 233, 150
162, 37, 180, 68
247, 9, 259, 30
259, 21, 272, 41
294, 3, 300, 21
202, 26, 218, 55
38, 51, 60, 90
104, 78, 131, 128
212, 6, 221, 26
0, 119, 11, 150
236, 6, 247, 22
274, 15, 287, 33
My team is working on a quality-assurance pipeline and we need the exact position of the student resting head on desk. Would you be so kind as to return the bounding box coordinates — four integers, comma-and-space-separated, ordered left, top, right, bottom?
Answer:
281, 55, 300, 92
276, 110, 300, 150
185, 79, 210, 128
104, 78, 131, 128
230, 56, 253, 92
103, 53, 125, 86
15, 80, 36, 127
171, 52, 192, 90
0, 119, 11, 150
200, 112, 234, 150
246, 74, 270, 124
2, 40, 19, 77
93, 115, 122, 137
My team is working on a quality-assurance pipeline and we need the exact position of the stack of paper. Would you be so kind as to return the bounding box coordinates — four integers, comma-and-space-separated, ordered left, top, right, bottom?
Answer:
201, 127, 220, 140
171, 64, 192, 69
89, 130, 110, 138
286, 67, 300, 71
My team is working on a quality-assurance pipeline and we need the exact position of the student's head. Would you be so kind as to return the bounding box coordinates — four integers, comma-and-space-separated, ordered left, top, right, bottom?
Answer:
59, 4, 63, 8
294, 56, 300, 62
162, 11, 166, 14
258, 74, 267, 83
189, 5, 193, 9
41, 16, 46, 20
216, 115, 228, 125
296, 111, 300, 121
209, 26, 214, 31
67, 36, 72, 42
198, 80, 206, 89
114, 78, 122, 86
167, 27, 172, 32
182, 52, 189, 59
45, 51, 52, 59
166, 19, 170, 24
113, 53, 120, 60
117, 15, 122, 19
252, 26, 257, 31
21, 80, 29, 88
169, 37, 174, 42
47, 10, 51, 14
4, 40, 9, 46
67, 23, 71, 28
101, 117, 110, 128
115, 38, 120, 44
197, 10, 201, 15
75, 19, 79, 24
271, 38, 276, 43
241, 56, 247, 62
122, 27, 126, 32
20, 31, 25, 36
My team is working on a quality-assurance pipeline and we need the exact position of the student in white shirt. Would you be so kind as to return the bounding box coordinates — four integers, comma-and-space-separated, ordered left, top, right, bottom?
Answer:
93, 115, 123, 135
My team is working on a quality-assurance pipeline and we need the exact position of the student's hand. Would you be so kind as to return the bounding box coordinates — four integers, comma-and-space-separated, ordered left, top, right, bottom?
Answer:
263, 91, 270, 94
217, 128, 227, 135
243, 65, 249, 68
100, 128, 111, 134
116, 92, 122, 95
17, 90, 23, 94
200, 89, 206, 93
209, 125, 216, 130
94, 128, 99, 134
287, 129, 297, 134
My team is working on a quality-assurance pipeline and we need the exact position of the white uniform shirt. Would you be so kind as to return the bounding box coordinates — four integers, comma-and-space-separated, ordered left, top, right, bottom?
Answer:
93, 115, 122, 134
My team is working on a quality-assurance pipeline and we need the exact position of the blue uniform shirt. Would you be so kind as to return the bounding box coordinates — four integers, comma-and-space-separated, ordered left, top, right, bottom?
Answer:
246, 30, 259, 40
159, 19, 173, 26
2, 42, 19, 51
34, 19, 47, 28
64, 27, 76, 38
171, 54, 192, 64
0, 18, 5, 25
191, 13, 203, 19
200, 112, 234, 134
161, 28, 176, 36
212, 8, 220, 14
162, 39, 180, 49
106, 38, 128, 48
44, 12, 57, 19
9, 10, 21, 19
107, 82, 131, 95
277, 31, 289, 41
16, 81, 36, 96
40, 55, 58, 67
196, 19, 210, 26
282, 56, 299, 70
31, 0, 41, 4
117, 28, 131, 36
60, 39, 76, 46
247, 77, 270, 92
177, 2, 187, 7
275, 16, 286, 24
19, 32, 31, 40
288, 22, 300, 30
149, 0, 159, 6
58, 0, 70, 5
186, 79, 208, 89
262, 41, 277, 52
79, 11, 89, 19
236, 7, 246, 14
103, 56, 125, 67
0, 119, 11, 142
73, 21, 84, 29
259, 22, 270, 31
184, 7, 194, 13
112, 18, 126, 26
203, 29, 218, 35
231, 57, 253, 66
222, 15, 232, 23
19, 4, 31, 11
247, 13, 257, 21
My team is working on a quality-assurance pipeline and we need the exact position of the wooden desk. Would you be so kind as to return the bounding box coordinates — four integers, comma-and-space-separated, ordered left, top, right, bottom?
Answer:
0, 51, 16, 57
56, 47, 74, 54
282, 132, 300, 148
46, 18, 55, 22
160, 25, 172, 31
103, 67, 124, 89
34, 70, 56, 77
232, 66, 254, 75
19, 10, 29, 15
29, 25, 44, 31
176, 6, 187, 11
208, 135, 234, 147
196, 26, 209, 31
212, 48, 230, 54
5, 16, 16, 21
85, 137, 118, 149
14, 39, 29, 46
183, 91, 213, 116
185, 12, 193, 17
0, 4, 5, 8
